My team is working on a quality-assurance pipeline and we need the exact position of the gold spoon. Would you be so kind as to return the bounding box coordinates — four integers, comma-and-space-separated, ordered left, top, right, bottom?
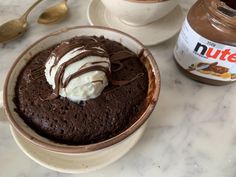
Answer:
38, 0, 69, 24
0, 0, 44, 43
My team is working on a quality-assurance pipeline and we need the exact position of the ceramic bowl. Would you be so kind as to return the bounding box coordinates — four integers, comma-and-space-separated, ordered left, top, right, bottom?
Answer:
2, 26, 160, 171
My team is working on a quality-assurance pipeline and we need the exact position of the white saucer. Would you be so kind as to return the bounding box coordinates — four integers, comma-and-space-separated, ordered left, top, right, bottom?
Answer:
10, 124, 146, 173
87, 0, 184, 46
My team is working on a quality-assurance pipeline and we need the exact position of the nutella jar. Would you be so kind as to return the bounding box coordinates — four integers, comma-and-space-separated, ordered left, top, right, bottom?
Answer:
174, 0, 236, 85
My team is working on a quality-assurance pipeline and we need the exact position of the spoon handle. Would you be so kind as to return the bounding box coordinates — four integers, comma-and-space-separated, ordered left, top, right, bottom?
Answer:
20, 0, 44, 21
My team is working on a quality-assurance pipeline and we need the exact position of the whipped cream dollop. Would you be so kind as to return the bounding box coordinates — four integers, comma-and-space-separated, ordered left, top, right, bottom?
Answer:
45, 37, 110, 103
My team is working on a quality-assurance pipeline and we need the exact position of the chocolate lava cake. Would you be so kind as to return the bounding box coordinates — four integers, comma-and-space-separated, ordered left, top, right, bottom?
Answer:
14, 36, 148, 145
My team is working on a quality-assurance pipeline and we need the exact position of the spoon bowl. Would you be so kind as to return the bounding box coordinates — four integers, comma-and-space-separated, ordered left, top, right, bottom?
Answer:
38, 0, 69, 24
0, 0, 44, 43
0, 19, 27, 43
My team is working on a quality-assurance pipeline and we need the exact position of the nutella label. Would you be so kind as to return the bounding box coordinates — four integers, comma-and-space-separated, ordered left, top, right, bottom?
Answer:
174, 19, 236, 81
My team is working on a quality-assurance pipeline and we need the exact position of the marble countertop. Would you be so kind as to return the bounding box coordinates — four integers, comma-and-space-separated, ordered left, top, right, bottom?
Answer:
1, 0, 236, 177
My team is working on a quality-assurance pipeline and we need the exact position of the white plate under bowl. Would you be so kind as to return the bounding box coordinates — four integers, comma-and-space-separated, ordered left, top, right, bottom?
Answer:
87, 0, 184, 46
10, 123, 146, 173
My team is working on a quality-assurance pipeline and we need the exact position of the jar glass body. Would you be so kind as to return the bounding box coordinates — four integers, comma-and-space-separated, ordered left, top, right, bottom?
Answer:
174, 0, 236, 85
188, 0, 236, 45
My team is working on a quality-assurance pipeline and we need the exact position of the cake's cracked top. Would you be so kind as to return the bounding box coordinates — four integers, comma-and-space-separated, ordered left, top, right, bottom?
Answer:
14, 36, 149, 145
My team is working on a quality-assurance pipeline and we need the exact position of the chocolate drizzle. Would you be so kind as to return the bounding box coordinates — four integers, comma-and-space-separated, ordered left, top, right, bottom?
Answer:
52, 51, 109, 97
48, 37, 105, 75
111, 73, 144, 86
109, 49, 145, 85
110, 50, 137, 61
63, 65, 110, 88
110, 50, 138, 72
29, 66, 45, 80
47, 36, 109, 100
46, 36, 145, 100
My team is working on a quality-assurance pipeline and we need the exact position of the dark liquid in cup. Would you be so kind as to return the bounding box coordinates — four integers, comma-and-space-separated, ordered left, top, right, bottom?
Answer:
222, 0, 236, 10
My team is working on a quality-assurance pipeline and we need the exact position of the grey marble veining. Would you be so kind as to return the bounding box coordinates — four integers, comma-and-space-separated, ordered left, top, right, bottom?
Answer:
2, 0, 236, 177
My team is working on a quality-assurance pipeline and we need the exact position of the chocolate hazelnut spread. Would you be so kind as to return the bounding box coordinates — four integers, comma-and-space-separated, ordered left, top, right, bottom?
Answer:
223, 0, 236, 10
174, 0, 236, 85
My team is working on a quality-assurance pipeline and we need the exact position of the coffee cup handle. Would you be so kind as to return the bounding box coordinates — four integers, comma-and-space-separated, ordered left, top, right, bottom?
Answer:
0, 90, 7, 122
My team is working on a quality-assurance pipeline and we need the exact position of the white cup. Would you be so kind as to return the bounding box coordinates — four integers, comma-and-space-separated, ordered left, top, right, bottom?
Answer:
101, 0, 180, 26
